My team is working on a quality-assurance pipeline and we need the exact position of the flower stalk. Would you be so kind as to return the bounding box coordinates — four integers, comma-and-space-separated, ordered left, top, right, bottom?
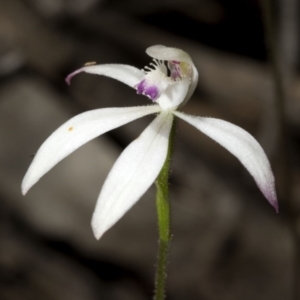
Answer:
154, 117, 176, 300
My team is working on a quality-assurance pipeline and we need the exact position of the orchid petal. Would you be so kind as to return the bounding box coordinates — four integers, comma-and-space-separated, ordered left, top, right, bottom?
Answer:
175, 111, 278, 212
66, 64, 145, 88
92, 112, 174, 239
22, 105, 160, 195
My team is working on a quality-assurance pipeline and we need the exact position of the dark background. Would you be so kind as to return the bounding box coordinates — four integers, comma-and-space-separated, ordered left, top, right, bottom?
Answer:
0, 0, 299, 299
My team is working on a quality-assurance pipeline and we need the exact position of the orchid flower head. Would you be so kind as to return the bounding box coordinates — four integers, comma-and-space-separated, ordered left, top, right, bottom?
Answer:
22, 45, 278, 240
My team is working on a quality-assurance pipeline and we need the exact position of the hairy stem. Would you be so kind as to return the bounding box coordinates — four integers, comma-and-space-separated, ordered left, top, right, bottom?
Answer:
154, 119, 176, 300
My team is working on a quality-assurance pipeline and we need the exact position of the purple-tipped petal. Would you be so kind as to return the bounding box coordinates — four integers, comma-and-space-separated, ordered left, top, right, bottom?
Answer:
65, 69, 82, 85
65, 64, 145, 88
175, 111, 278, 212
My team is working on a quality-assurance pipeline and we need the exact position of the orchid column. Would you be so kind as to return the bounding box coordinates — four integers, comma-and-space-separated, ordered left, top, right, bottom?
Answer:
22, 45, 278, 299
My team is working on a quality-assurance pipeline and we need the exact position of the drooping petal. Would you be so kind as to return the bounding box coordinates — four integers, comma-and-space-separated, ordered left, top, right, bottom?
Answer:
92, 112, 174, 239
22, 105, 161, 195
175, 111, 278, 212
65, 64, 145, 88
146, 45, 198, 107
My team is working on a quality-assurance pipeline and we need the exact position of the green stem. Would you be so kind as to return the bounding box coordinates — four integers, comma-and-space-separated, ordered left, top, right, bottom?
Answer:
154, 118, 176, 300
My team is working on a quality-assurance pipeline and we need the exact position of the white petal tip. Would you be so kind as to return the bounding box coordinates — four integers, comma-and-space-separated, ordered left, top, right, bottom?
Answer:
21, 185, 28, 196
93, 234, 101, 241
91, 221, 103, 240
21, 175, 32, 196
21, 174, 35, 196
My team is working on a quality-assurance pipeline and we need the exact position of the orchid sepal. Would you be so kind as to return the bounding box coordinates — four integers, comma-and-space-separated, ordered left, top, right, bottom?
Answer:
92, 112, 174, 239
174, 111, 278, 212
65, 64, 144, 88
22, 105, 160, 195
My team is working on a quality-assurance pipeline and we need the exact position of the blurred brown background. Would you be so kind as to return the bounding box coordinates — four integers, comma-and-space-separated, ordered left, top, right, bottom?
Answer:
0, 0, 300, 299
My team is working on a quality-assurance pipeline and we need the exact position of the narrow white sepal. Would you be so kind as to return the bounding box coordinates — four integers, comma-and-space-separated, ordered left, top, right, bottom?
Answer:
92, 112, 174, 239
66, 64, 145, 88
175, 111, 278, 212
22, 105, 161, 195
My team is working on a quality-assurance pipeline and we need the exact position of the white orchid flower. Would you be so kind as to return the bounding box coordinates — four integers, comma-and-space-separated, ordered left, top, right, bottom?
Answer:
22, 45, 278, 240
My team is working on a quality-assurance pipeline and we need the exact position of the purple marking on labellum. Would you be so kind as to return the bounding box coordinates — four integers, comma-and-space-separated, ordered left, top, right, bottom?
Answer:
135, 80, 159, 101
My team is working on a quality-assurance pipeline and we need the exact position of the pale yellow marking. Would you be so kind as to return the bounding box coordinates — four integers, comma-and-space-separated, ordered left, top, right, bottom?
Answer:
84, 61, 97, 66
68, 126, 74, 132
